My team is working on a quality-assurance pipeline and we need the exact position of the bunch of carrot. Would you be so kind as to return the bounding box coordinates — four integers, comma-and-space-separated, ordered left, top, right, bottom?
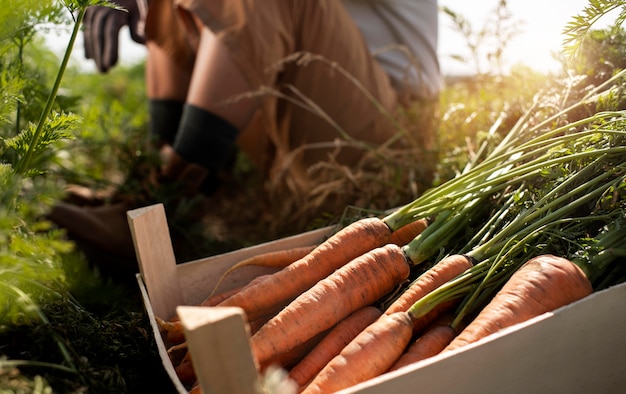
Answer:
158, 73, 626, 393
299, 145, 626, 392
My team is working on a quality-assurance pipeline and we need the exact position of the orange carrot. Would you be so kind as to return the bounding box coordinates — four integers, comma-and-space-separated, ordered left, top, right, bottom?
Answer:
158, 283, 280, 346
200, 285, 245, 307
205, 273, 274, 308
207, 245, 317, 298
259, 330, 328, 373
175, 350, 196, 387
156, 316, 187, 345
299, 299, 462, 392
247, 310, 279, 335
288, 306, 382, 388
250, 244, 411, 366
166, 341, 188, 358
388, 218, 429, 246
408, 298, 461, 338
388, 314, 456, 372
218, 217, 393, 321
166, 341, 190, 381
444, 254, 592, 352
157, 285, 249, 345
385, 254, 473, 315
297, 258, 469, 392
302, 311, 415, 394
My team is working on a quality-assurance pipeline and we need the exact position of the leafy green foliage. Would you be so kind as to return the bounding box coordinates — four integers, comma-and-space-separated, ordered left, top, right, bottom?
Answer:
59, 63, 149, 189
5, 111, 78, 175
0, 0, 112, 375
0, 1, 66, 43
0, 68, 25, 127
562, 0, 626, 60
0, 1, 180, 392
570, 28, 626, 87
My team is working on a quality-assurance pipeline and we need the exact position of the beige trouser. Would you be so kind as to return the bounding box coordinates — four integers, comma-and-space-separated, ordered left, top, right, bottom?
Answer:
144, 0, 433, 228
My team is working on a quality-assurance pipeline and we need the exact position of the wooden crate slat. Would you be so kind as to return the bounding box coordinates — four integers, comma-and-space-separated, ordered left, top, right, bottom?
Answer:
128, 204, 183, 320
178, 306, 262, 394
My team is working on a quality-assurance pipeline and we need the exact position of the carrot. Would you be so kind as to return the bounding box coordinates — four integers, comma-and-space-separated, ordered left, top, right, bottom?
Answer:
166, 341, 188, 358
388, 218, 429, 246
175, 350, 196, 387
259, 330, 328, 373
166, 341, 190, 379
288, 306, 382, 388
201, 273, 275, 311
301, 311, 415, 394
218, 217, 393, 321
384, 254, 473, 315
156, 316, 187, 345
388, 314, 456, 372
299, 297, 463, 392
247, 310, 279, 335
297, 259, 470, 392
444, 254, 592, 352
200, 285, 245, 307
250, 243, 411, 366
157, 285, 252, 345
207, 245, 317, 299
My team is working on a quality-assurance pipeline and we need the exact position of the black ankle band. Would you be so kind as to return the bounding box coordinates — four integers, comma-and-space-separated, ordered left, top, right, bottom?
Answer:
173, 104, 239, 172
149, 99, 184, 145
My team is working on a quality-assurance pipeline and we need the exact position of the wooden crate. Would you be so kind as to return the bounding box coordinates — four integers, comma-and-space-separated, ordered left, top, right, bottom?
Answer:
129, 204, 333, 393
130, 204, 626, 394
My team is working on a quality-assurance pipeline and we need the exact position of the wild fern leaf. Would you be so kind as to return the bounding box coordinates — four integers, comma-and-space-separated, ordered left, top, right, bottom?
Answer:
5, 111, 78, 167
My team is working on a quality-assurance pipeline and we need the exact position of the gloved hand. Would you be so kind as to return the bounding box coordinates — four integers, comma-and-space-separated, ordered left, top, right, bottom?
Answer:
83, 0, 148, 73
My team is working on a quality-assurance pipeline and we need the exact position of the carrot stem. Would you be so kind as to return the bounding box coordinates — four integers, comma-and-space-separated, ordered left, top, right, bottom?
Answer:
405, 151, 625, 332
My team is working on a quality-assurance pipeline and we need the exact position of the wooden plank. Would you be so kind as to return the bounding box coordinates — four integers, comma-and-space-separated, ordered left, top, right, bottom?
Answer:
178, 306, 262, 394
128, 204, 183, 320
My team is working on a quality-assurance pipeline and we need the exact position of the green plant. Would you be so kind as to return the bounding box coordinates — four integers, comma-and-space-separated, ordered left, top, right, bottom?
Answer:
562, 0, 626, 61
0, 0, 76, 327
0, 1, 174, 392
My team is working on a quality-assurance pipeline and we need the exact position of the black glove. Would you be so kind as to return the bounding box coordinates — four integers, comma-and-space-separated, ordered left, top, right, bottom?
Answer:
83, 0, 148, 73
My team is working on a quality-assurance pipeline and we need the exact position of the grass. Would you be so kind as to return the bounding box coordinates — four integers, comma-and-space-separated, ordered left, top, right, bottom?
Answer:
0, 249, 176, 393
